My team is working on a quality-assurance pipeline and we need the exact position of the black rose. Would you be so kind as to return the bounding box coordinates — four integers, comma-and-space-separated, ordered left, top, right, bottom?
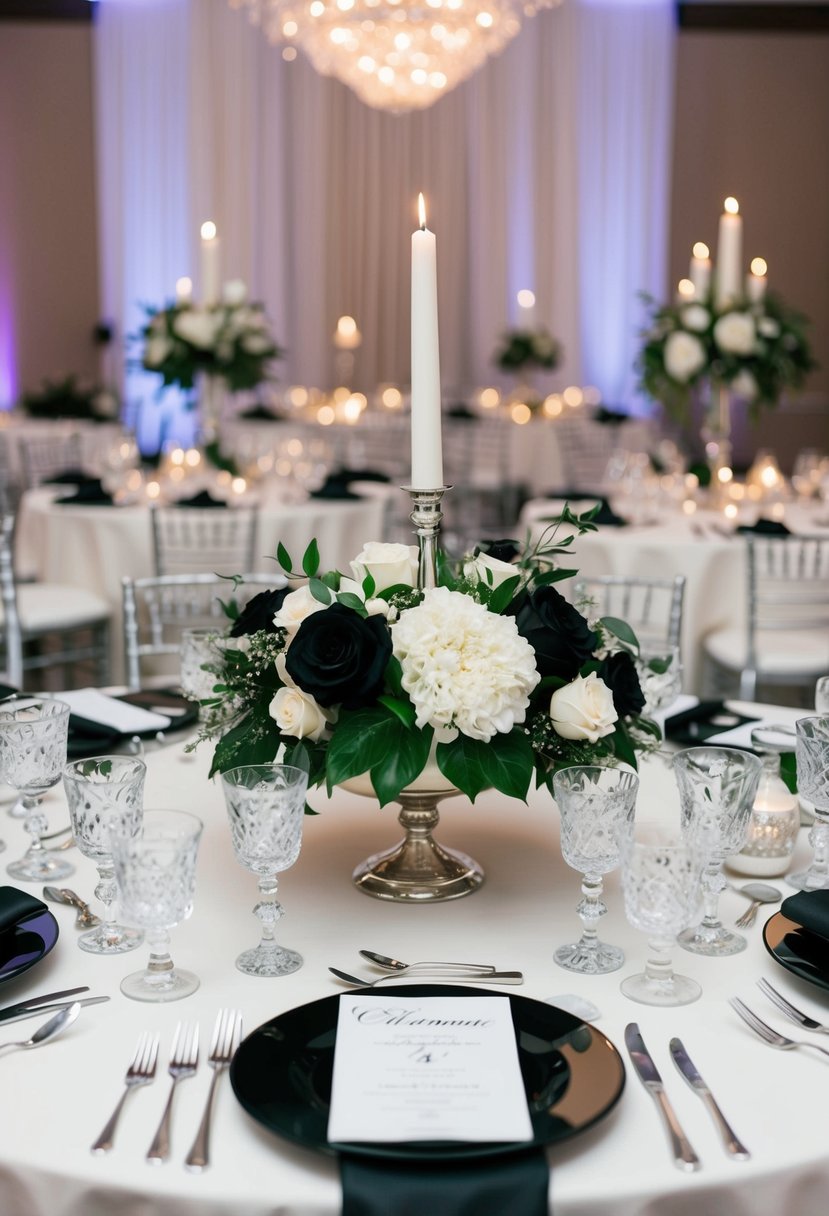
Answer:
230, 588, 290, 637
515, 586, 597, 680
285, 603, 391, 709
598, 650, 646, 717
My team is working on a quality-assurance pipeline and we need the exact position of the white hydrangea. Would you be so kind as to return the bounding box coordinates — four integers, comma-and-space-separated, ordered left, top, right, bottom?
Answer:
680, 304, 710, 333
713, 311, 756, 356
664, 331, 706, 383
391, 587, 539, 742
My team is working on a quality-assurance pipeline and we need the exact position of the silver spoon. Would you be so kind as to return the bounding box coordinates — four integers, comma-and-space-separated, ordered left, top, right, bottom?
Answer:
359, 949, 496, 974
732, 881, 782, 929
42, 885, 101, 929
0, 1002, 81, 1056
330, 966, 524, 987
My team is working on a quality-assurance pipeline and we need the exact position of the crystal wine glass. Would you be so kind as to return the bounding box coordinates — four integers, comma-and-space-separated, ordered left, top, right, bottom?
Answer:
179, 627, 223, 706
551, 766, 639, 974
674, 747, 762, 956
635, 645, 683, 717
109, 809, 203, 1002
815, 678, 829, 715
220, 763, 308, 977
620, 832, 704, 1006
0, 696, 72, 882
788, 716, 829, 891
63, 755, 146, 954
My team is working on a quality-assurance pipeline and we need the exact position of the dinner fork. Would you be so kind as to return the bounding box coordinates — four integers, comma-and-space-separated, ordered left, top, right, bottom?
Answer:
757, 978, 829, 1035
146, 1022, 200, 1164
729, 998, 829, 1060
184, 1009, 242, 1172
91, 1031, 159, 1154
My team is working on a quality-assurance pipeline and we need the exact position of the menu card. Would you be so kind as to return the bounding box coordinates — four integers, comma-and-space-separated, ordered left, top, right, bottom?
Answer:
327, 994, 533, 1144
60, 688, 172, 732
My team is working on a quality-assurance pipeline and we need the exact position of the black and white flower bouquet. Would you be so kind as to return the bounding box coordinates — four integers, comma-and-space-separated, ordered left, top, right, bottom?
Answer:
139, 281, 282, 393
195, 509, 660, 808
493, 327, 562, 375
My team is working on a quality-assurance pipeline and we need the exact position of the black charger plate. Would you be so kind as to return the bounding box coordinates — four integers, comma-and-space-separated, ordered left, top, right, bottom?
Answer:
230, 984, 625, 1161
0, 910, 59, 984
763, 911, 829, 993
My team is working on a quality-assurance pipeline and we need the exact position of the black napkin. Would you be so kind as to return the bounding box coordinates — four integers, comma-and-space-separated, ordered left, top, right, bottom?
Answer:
664, 700, 760, 747
43, 469, 96, 486
54, 479, 113, 506
736, 518, 792, 536
238, 404, 285, 421
340, 1147, 549, 1216
67, 714, 122, 759
781, 890, 829, 939
590, 499, 627, 528
338, 467, 391, 484
0, 684, 17, 702
311, 474, 362, 501
0, 886, 48, 934
447, 403, 476, 420
174, 490, 226, 509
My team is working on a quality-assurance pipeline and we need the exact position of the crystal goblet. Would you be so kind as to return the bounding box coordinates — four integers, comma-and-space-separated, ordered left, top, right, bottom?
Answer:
788, 716, 829, 891
0, 696, 72, 882
220, 764, 308, 977
815, 679, 829, 715
552, 766, 639, 974
179, 627, 223, 706
635, 645, 683, 717
109, 809, 203, 1002
63, 755, 146, 954
674, 746, 762, 956
620, 832, 704, 1006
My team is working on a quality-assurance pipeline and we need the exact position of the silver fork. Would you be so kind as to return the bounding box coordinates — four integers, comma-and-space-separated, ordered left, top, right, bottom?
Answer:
729, 997, 829, 1060
91, 1031, 159, 1154
184, 1009, 242, 1172
146, 1022, 200, 1164
757, 977, 829, 1034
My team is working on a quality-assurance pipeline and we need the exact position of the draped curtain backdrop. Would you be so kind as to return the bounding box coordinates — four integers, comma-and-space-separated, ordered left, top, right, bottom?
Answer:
95, 0, 675, 450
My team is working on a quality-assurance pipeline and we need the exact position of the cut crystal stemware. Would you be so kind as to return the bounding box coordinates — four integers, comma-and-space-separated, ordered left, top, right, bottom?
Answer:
0, 696, 72, 882
789, 716, 829, 891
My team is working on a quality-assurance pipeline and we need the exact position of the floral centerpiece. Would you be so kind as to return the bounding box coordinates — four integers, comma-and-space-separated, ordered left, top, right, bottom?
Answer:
196, 509, 659, 811
637, 290, 814, 421
20, 375, 119, 423
139, 281, 282, 393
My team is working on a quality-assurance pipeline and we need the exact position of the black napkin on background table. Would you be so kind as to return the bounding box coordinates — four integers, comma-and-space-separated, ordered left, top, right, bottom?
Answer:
780, 890, 829, 938
174, 489, 226, 509
238, 404, 286, 421
338, 467, 391, 483
447, 403, 476, 420
54, 479, 113, 506
736, 518, 792, 536
43, 469, 96, 486
590, 499, 627, 527
340, 1147, 549, 1216
0, 886, 48, 934
664, 700, 760, 747
311, 474, 362, 501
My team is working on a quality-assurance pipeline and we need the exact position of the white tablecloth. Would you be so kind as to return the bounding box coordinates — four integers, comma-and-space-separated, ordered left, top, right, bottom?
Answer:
0, 415, 123, 483
0, 701, 826, 1216
16, 488, 389, 681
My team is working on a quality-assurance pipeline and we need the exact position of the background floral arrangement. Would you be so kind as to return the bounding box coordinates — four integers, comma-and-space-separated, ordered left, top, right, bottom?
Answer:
637, 290, 814, 419
197, 510, 659, 808
20, 375, 119, 423
140, 281, 282, 392
493, 327, 562, 374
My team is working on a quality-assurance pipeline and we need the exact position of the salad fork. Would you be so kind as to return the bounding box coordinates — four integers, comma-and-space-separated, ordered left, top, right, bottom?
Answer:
91, 1031, 159, 1154
185, 1009, 242, 1172
757, 978, 829, 1034
146, 1022, 200, 1164
729, 998, 829, 1060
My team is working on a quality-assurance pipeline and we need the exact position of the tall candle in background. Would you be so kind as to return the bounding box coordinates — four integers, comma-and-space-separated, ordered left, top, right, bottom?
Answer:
200, 220, 220, 305
688, 242, 711, 299
410, 193, 443, 489
715, 197, 742, 309
747, 257, 768, 303
175, 276, 193, 305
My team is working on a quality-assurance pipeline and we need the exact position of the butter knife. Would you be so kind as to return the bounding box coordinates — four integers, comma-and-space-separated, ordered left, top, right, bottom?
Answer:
669, 1037, 750, 1160
624, 1023, 700, 1172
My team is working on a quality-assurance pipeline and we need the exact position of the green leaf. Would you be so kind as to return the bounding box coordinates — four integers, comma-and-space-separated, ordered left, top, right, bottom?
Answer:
611, 721, 639, 769
601, 616, 640, 649
209, 714, 280, 777
377, 694, 416, 729
286, 740, 311, 775
326, 707, 432, 805
321, 570, 341, 592
436, 730, 534, 802
385, 655, 405, 698
302, 539, 320, 578
780, 751, 797, 794
534, 568, 579, 586
309, 578, 332, 605
487, 574, 522, 614
276, 542, 293, 574
362, 572, 376, 599
336, 591, 367, 614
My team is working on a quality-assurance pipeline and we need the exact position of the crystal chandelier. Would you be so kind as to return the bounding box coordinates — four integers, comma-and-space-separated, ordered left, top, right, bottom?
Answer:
229, 0, 561, 113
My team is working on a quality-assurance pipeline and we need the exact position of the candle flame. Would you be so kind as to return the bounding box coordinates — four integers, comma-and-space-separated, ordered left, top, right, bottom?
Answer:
692, 242, 709, 260
677, 278, 695, 298
750, 257, 768, 277
516, 289, 535, 309
337, 314, 357, 336
175, 276, 192, 298
200, 220, 217, 240
417, 192, 427, 229
724, 197, 739, 215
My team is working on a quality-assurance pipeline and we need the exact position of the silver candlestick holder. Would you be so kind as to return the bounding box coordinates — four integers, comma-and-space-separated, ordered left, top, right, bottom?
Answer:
403, 485, 452, 589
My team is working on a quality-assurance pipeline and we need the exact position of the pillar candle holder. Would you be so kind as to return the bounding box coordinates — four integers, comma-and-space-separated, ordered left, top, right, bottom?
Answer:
403, 485, 452, 590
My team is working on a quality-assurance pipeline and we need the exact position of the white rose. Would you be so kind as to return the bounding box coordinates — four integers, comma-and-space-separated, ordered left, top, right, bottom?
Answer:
664, 331, 706, 383
222, 278, 247, 306
758, 317, 780, 339
549, 672, 618, 743
351, 542, 418, 593
144, 334, 172, 367
269, 686, 331, 742
680, 304, 710, 333
273, 585, 328, 637
463, 550, 519, 590
241, 332, 272, 355
730, 369, 758, 402
713, 311, 756, 356
173, 307, 220, 350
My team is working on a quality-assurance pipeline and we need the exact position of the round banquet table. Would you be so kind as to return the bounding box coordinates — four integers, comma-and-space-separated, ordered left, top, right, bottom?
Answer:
15, 487, 389, 682
0, 700, 827, 1216
518, 500, 829, 695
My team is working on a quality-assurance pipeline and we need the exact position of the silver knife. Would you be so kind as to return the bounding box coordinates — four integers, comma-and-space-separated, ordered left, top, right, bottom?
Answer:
669, 1037, 750, 1160
0, 986, 89, 1024
624, 1023, 700, 1172
0, 996, 109, 1026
